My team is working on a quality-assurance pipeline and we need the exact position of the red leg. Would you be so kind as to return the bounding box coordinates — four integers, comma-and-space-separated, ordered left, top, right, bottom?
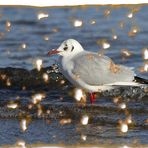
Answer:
90, 92, 96, 104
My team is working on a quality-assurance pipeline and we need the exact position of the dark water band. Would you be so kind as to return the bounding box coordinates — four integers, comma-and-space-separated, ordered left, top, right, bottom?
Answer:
0, 65, 68, 90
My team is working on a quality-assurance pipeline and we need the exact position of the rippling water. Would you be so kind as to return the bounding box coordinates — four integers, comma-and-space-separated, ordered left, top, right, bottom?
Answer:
0, 5, 148, 146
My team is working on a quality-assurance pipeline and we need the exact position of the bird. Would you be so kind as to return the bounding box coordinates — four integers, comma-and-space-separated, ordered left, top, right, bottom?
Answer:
48, 39, 147, 103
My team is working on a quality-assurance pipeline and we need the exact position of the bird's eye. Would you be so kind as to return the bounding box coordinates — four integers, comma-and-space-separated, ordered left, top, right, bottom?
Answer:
63, 47, 68, 51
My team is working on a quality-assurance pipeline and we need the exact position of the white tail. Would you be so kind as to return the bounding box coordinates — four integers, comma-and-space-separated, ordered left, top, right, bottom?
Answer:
106, 81, 141, 86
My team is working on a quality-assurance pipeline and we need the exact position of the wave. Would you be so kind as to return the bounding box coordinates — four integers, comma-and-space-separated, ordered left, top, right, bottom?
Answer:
0, 65, 147, 128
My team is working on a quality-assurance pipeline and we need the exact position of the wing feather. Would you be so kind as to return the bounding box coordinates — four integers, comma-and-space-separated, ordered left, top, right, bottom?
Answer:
72, 52, 134, 85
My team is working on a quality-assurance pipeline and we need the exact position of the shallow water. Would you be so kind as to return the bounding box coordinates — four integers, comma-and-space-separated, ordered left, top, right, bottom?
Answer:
0, 5, 148, 146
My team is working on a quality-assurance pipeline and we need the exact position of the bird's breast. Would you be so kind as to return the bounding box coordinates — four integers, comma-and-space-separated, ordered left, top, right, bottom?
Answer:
58, 57, 72, 76
58, 57, 80, 86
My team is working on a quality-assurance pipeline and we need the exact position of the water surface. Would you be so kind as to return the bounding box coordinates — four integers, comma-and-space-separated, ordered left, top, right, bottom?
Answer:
0, 5, 148, 146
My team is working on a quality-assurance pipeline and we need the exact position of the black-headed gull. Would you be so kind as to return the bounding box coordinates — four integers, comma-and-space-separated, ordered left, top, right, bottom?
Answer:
48, 39, 146, 103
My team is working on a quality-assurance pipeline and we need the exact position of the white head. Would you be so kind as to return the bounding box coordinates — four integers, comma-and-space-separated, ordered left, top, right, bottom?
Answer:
48, 39, 84, 57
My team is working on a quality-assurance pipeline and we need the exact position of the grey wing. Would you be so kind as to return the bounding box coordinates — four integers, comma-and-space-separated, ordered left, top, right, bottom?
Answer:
72, 52, 135, 85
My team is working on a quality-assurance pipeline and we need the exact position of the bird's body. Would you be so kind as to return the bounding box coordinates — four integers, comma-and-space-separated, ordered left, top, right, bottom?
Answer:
58, 51, 135, 92
48, 39, 144, 103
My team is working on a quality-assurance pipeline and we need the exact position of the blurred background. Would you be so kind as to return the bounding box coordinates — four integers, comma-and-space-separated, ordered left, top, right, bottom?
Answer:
0, 5, 148, 147
0, 5, 147, 77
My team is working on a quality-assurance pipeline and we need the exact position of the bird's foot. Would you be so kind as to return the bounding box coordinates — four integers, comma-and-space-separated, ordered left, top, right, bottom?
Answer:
90, 92, 96, 104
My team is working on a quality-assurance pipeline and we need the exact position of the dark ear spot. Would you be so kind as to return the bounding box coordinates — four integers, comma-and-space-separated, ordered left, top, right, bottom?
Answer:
71, 46, 74, 52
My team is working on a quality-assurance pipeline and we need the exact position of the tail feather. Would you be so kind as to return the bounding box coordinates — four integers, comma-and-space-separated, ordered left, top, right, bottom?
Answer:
106, 81, 141, 86
134, 76, 148, 84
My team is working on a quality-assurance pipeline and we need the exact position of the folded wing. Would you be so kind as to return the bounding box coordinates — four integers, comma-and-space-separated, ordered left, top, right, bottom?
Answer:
72, 52, 135, 86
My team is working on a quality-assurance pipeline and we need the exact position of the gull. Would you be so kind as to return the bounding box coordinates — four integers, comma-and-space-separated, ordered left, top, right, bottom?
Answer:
48, 39, 147, 103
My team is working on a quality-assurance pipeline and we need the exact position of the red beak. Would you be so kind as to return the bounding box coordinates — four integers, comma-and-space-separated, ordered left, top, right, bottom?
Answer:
48, 49, 60, 56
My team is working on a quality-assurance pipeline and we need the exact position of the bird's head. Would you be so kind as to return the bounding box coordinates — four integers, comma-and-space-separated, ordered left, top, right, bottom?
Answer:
48, 39, 84, 57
